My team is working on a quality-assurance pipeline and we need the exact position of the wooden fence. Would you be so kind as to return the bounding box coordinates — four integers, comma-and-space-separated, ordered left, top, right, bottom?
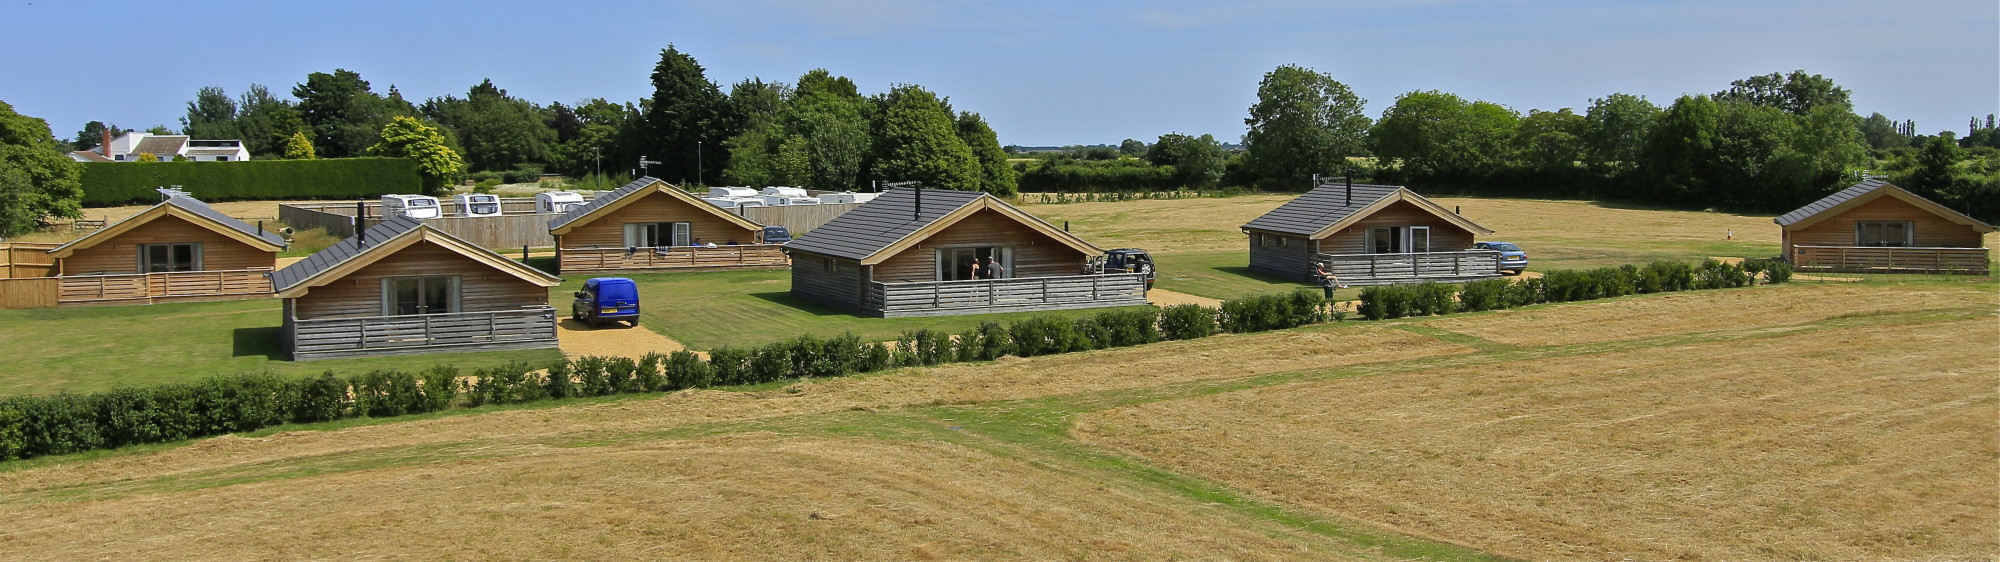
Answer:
0, 278, 59, 309
279, 204, 558, 249
866, 273, 1150, 317
740, 203, 862, 236
1314, 250, 1502, 286
559, 244, 788, 273
0, 243, 58, 279
288, 306, 559, 360
1792, 245, 1990, 275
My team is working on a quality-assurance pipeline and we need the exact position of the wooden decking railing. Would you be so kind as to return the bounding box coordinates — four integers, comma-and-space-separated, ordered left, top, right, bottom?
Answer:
1791, 245, 1990, 275
289, 306, 559, 360
1314, 250, 1502, 285
56, 268, 275, 304
866, 273, 1150, 318
559, 244, 788, 272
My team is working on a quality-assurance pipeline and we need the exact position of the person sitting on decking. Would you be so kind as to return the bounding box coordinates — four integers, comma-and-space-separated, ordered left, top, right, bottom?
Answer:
1312, 263, 1347, 299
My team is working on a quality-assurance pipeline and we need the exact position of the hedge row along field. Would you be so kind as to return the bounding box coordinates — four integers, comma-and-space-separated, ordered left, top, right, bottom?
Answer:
0, 261, 1783, 461
1359, 259, 1791, 320
79, 158, 421, 205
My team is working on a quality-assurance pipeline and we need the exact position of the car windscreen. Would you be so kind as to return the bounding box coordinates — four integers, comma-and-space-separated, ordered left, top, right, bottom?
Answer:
1486, 243, 1520, 252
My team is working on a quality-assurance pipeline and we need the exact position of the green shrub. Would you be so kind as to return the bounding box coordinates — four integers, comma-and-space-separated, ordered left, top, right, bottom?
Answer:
420, 365, 459, 412
606, 356, 641, 394
574, 356, 612, 396
1008, 316, 1075, 357
707, 346, 753, 386
470, 362, 544, 406
352, 370, 424, 418
1158, 304, 1218, 340
1458, 279, 1511, 312
0, 404, 24, 461
1743, 258, 1793, 284
1506, 276, 1548, 307
664, 350, 712, 390
1357, 285, 1415, 320
1286, 289, 1329, 326
1071, 317, 1111, 350
861, 341, 893, 372
1542, 269, 1591, 302
1413, 283, 1458, 316
750, 342, 795, 382
895, 329, 950, 366
78, 158, 421, 205
292, 372, 351, 422
635, 353, 667, 392
1696, 259, 1752, 290
542, 360, 577, 399
1095, 308, 1162, 347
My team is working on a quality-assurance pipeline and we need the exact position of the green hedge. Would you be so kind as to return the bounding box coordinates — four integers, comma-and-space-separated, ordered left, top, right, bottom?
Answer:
79, 158, 421, 206
1358, 259, 1784, 320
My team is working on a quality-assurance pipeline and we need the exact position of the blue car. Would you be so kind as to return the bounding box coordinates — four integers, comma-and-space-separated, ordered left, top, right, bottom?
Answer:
1473, 241, 1529, 274
572, 277, 640, 328
762, 225, 793, 244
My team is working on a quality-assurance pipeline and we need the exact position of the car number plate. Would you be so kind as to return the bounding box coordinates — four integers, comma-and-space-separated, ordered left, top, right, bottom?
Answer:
601, 308, 618, 314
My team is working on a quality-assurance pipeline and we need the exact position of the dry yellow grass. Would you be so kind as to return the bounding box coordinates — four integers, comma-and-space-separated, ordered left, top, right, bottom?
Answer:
1020, 194, 1296, 253
1075, 316, 1999, 560
1415, 282, 1993, 347
0, 436, 1344, 560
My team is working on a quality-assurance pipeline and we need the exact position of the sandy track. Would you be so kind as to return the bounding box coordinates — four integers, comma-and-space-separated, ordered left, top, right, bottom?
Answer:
556, 318, 686, 359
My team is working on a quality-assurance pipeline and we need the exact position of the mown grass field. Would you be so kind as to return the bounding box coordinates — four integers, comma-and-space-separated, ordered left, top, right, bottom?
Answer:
0, 299, 561, 395
0, 277, 1989, 559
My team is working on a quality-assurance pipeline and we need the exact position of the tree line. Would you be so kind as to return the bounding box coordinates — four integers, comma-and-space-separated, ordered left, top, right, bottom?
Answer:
63, 46, 1012, 194
1020, 66, 1997, 221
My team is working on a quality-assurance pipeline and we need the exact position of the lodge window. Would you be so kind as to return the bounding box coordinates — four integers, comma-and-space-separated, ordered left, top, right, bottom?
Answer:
216, 156, 229, 161
937, 246, 1012, 281
1855, 221, 1913, 247
382, 275, 459, 316
139, 243, 200, 272
1365, 226, 1430, 253
623, 222, 690, 247
824, 257, 839, 272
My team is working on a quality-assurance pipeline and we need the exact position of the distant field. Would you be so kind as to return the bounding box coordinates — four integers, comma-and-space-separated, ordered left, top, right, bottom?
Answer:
1, 278, 1990, 559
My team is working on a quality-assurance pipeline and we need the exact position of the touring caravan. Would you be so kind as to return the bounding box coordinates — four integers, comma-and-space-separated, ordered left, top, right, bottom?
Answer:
536, 191, 586, 214
381, 194, 442, 219
455, 193, 503, 217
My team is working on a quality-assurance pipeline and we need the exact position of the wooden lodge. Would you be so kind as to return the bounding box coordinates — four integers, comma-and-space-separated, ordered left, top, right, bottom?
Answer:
1774, 178, 1994, 275
783, 188, 1148, 318
0, 191, 285, 308
273, 215, 561, 360
1243, 182, 1500, 286
548, 177, 787, 273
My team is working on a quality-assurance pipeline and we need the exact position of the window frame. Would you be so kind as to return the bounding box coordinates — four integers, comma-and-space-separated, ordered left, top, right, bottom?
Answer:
1854, 220, 1914, 247
380, 275, 461, 316
138, 242, 201, 272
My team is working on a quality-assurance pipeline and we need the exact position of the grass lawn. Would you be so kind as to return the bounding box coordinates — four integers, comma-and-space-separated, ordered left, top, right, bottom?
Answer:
553, 269, 1156, 350
0, 299, 562, 396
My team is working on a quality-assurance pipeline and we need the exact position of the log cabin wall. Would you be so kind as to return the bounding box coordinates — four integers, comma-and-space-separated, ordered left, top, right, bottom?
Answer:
1316, 200, 1478, 254
1784, 194, 1983, 255
1245, 232, 1316, 281
557, 192, 760, 249
870, 209, 1089, 282
61, 214, 276, 275
789, 254, 865, 311
293, 241, 548, 320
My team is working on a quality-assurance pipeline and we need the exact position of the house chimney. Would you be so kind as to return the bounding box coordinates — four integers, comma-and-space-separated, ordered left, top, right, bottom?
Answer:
101, 129, 113, 157
1344, 175, 1353, 206
913, 187, 922, 221
355, 201, 368, 247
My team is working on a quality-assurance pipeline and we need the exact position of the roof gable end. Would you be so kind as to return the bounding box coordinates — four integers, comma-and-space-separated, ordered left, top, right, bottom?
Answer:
547, 177, 763, 234
1774, 179, 1997, 232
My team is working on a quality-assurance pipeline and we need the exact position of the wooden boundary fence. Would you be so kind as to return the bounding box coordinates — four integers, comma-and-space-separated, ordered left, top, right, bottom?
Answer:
0, 243, 58, 279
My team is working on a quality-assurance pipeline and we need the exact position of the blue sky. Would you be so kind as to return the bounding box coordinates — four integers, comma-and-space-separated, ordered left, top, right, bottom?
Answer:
2, 0, 1993, 146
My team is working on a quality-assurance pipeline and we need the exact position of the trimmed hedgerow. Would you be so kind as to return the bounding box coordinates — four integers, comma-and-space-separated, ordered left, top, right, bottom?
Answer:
78, 158, 421, 205
1220, 290, 1325, 332
1158, 304, 1218, 340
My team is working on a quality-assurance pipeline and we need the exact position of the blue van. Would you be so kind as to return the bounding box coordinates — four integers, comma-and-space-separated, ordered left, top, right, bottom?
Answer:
572, 277, 640, 328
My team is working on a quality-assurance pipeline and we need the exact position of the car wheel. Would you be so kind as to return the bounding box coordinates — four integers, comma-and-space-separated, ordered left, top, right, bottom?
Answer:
629, 317, 640, 327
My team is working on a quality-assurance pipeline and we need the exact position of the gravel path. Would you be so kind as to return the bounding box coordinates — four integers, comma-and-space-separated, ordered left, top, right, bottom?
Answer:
555, 318, 688, 359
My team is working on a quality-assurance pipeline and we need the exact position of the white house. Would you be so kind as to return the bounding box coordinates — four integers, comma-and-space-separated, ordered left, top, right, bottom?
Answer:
83, 131, 252, 162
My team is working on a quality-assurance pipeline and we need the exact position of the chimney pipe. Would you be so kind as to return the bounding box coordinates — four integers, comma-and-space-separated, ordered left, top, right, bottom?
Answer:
102, 129, 113, 158
355, 201, 367, 247
913, 187, 921, 221
1345, 175, 1353, 206
257, 220, 264, 237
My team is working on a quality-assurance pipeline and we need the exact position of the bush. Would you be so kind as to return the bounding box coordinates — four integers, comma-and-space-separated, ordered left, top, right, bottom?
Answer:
606, 356, 641, 394
420, 365, 459, 412
635, 353, 667, 392
749, 342, 795, 383
78, 158, 421, 205
1356, 285, 1413, 320
663, 350, 712, 390
1742, 258, 1793, 284
573, 356, 611, 396
1008, 316, 1077, 357
470, 362, 544, 406
1413, 283, 1458, 316
896, 329, 951, 366
1696, 259, 1752, 290
1095, 308, 1162, 347
542, 360, 577, 399
352, 370, 424, 418
1158, 304, 1218, 340
293, 372, 351, 422
1458, 279, 1511, 312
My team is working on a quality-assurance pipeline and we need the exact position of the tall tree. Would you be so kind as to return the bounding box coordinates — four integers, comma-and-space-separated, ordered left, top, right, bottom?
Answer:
236, 84, 306, 158
180, 86, 241, 140
1118, 138, 1147, 157
1581, 93, 1660, 175
1859, 112, 1910, 150
369, 116, 466, 195
293, 69, 411, 158
1905, 133, 1962, 197
1146, 132, 1226, 186
1513, 108, 1587, 172
870, 86, 979, 190
1640, 95, 1721, 202
282, 131, 316, 159
71, 121, 125, 151
1241, 64, 1371, 187
422, 79, 555, 172
954, 112, 1016, 195
0, 101, 84, 236
643, 46, 730, 184
1369, 90, 1520, 179
1712, 70, 1851, 116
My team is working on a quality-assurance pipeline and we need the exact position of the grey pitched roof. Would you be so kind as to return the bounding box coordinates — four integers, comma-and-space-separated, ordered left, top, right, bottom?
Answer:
782, 188, 988, 260
271, 214, 426, 292
164, 195, 287, 247
547, 176, 660, 231
131, 135, 188, 156
1242, 182, 1405, 236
